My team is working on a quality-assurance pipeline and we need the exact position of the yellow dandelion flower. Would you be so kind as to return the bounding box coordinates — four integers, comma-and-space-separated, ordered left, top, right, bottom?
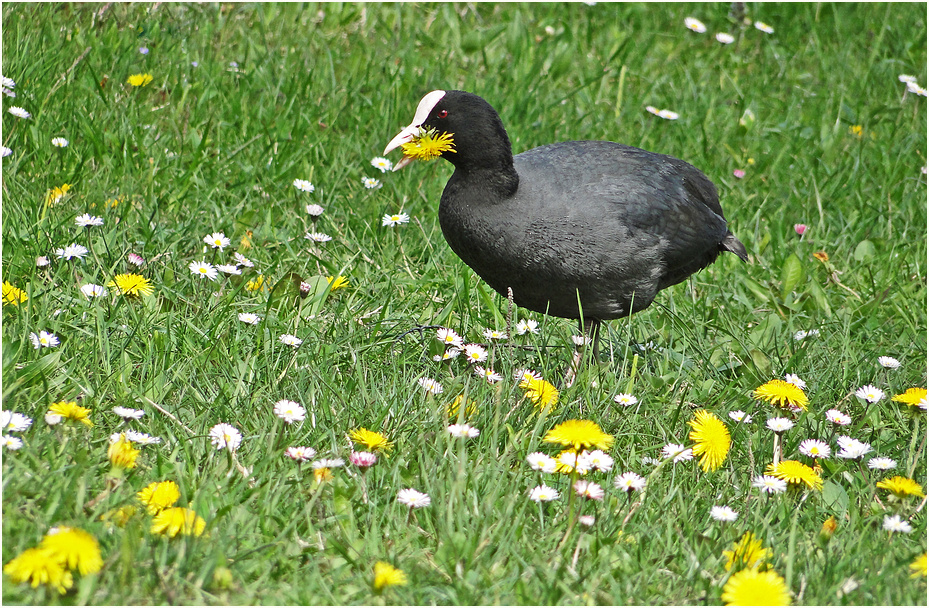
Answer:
107, 273, 155, 297
3, 547, 74, 594
2, 281, 28, 306
687, 409, 731, 472
108, 433, 140, 469
723, 531, 772, 572
45, 183, 72, 207
766, 459, 823, 490
240, 230, 253, 250
446, 395, 478, 420
892, 387, 927, 408
246, 275, 266, 292
48, 401, 93, 427
349, 428, 393, 453
543, 419, 613, 452
910, 553, 927, 579
150, 507, 206, 538
849, 124, 863, 138
127, 73, 153, 87
752, 379, 809, 410
373, 561, 407, 592
138, 481, 181, 514
40, 527, 103, 576
400, 127, 456, 162
520, 376, 560, 410
326, 275, 349, 291
722, 567, 791, 606
876, 475, 925, 499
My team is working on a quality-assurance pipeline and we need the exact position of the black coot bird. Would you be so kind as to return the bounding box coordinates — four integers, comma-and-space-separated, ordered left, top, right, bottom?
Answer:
384, 90, 747, 362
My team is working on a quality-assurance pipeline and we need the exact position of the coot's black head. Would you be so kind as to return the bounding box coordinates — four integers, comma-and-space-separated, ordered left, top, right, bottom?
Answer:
384, 90, 514, 172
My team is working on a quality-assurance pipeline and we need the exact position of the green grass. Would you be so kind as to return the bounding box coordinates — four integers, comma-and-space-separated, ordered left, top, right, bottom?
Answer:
2, 2, 926, 605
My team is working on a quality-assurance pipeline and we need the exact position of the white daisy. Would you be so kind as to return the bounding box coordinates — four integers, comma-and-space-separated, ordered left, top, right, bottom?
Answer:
752, 475, 788, 494
189, 261, 218, 280
2, 435, 23, 450
382, 212, 410, 227
217, 264, 241, 275
710, 506, 739, 522
1, 146, 11, 157
463, 343, 488, 364
237, 312, 262, 325
754, 21, 775, 34
837, 438, 872, 460
557, 451, 592, 475
715, 32, 735, 44
613, 393, 638, 407
482, 328, 508, 341
899, 74, 918, 83
362, 177, 382, 189
528, 484, 560, 502
684, 17, 707, 33
371, 156, 393, 173
867, 457, 897, 470
1, 411, 32, 432
784, 373, 807, 389
80, 283, 108, 298
798, 439, 831, 459
447, 423, 479, 439
474, 366, 502, 384
279, 334, 303, 347
417, 377, 444, 395
0, 75, 15, 88
204, 232, 230, 250
436, 328, 463, 348
573, 480, 605, 501
29, 331, 60, 349
51, 137, 69, 148
55, 243, 89, 260
877, 356, 901, 369
825, 409, 852, 426
285, 446, 317, 461
112, 406, 145, 421
7, 106, 30, 119
661, 443, 694, 462
766, 417, 794, 433
273, 399, 306, 424
657, 109, 680, 120
882, 514, 912, 534
305, 203, 325, 217
526, 452, 558, 473
793, 328, 820, 340
209, 423, 242, 451
515, 319, 539, 335
855, 385, 885, 404
397, 488, 431, 508
728, 410, 752, 423
514, 369, 543, 383
293, 179, 315, 193
305, 232, 332, 243
125, 430, 161, 445
312, 458, 345, 470
233, 252, 255, 267
586, 450, 614, 472
434, 348, 460, 362
128, 253, 146, 266
614, 472, 646, 492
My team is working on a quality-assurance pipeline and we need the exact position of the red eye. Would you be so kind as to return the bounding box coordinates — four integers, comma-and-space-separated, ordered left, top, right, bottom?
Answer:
437, 109, 448, 118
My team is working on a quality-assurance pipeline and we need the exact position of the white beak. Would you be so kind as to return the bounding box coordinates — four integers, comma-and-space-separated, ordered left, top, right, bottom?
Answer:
383, 90, 447, 171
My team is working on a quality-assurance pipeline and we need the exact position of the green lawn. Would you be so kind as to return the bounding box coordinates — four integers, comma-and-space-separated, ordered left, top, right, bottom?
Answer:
1, 3, 926, 605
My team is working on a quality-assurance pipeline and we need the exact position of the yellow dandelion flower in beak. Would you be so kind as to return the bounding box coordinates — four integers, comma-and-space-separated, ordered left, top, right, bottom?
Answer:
400, 127, 456, 162
752, 379, 809, 410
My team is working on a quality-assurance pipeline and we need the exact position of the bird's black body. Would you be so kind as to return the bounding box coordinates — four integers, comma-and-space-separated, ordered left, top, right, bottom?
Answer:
389, 90, 747, 324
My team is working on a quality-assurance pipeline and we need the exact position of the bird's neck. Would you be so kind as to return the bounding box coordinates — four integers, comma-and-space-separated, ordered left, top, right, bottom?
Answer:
449, 160, 519, 198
